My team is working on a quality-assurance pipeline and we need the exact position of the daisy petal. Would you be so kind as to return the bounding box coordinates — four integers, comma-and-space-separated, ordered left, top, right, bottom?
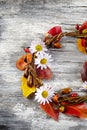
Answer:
35, 84, 54, 105
29, 39, 48, 54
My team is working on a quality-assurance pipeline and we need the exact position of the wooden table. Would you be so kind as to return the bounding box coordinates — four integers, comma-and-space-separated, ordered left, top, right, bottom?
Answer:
0, 0, 87, 130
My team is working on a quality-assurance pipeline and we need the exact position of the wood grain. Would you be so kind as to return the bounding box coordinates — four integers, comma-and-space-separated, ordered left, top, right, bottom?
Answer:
0, 0, 87, 130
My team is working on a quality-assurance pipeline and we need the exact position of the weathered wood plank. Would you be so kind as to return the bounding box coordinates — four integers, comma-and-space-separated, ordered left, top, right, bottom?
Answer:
0, 0, 87, 130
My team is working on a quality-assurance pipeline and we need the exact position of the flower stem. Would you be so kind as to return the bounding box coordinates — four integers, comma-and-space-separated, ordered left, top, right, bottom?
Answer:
45, 31, 87, 47
58, 95, 87, 106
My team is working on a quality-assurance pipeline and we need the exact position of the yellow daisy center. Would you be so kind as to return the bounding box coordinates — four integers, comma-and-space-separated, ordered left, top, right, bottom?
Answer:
42, 90, 48, 98
35, 44, 42, 51
40, 58, 47, 64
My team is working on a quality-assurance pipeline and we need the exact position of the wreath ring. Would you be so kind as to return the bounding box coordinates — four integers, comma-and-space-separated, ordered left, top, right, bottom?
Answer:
16, 21, 87, 121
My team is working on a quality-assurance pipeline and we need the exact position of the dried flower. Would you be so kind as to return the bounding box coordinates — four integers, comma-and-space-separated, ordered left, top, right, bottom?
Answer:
35, 53, 53, 70
35, 84, 54, 105
81, 81, 87, 91
29, 39, 47, 54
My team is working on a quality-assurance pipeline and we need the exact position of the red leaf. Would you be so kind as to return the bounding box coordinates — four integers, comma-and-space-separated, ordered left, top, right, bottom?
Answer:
48, 26, 62, 36
40, 102, 59, 121
79, 21, 87, 33
81, 61, 87, 82
36, 67, 53, 80
65, 103, 87, 118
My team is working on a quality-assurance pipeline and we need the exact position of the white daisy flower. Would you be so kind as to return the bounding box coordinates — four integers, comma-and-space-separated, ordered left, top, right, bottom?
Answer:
35, 84, 54, 105
35, 53, 53, 70
81, 81, 87, 90
29, 39, 47, 54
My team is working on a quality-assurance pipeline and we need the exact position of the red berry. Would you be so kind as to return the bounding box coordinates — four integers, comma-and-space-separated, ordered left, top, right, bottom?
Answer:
75, 24, 79, 30
71, 93, 78, 97
79, 21, 87, 33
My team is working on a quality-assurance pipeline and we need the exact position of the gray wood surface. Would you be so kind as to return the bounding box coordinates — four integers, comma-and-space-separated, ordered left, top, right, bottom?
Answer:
0, 0, 87, 130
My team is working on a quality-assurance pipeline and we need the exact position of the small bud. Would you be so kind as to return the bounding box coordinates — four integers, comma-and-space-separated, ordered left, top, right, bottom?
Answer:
27, 75, 33, 87
60, 87, 72, 95
24, 68, 29, 78
59, 106, 65, 112
53, 42, 62, 48
24, 47, 30, 53
53, 94, 59, 103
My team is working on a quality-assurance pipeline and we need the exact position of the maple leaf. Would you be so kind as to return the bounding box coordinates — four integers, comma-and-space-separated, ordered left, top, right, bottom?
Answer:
40, 102, 59, 121
20, 77, 36, 98
64, 103, 87, 118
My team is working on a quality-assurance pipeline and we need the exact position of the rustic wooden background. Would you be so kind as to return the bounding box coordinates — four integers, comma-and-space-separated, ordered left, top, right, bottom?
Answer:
0, 0, 87, 130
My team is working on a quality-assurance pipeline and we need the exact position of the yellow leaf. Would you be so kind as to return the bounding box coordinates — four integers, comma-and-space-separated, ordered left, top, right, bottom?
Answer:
82, 29, 87, 34
20, 77, 36, 98
77, 38, 87, 54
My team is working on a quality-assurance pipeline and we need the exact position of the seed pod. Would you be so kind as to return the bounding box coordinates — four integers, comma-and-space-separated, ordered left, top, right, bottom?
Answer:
27, 74, 33, 87
60, 87, 72, 95
36, 77, 43, 87
53, 42, 62, 48
24, 68, 29, 78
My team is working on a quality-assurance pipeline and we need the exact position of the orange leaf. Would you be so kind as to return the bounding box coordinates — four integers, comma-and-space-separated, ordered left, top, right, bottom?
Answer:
16, 53, 32, 71
65, 103, 87, 118
54, 42, 62, 48
40, 102, 59, 121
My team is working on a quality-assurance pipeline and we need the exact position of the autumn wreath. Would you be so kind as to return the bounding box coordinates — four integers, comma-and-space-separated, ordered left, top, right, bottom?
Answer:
16, 21, 87, 121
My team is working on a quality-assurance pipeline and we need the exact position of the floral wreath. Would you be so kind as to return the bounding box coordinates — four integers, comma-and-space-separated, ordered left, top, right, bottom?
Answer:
16, 21, 87, 121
